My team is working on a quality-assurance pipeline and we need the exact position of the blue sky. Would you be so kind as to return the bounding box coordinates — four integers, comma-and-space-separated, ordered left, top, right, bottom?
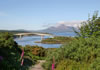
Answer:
0, 0, 100, 30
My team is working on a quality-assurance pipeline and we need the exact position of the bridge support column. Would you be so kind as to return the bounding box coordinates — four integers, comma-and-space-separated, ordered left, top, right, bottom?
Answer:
19, 35, 22, 39
41, 35, 44, 41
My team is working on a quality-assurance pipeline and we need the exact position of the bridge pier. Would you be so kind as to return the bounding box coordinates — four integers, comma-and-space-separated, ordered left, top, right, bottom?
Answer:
41, 35, 44, 41
19, 35, 22, 39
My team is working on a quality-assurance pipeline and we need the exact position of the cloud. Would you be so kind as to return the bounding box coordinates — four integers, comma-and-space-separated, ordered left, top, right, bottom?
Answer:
0, 12, 7, 16
56, 20, 84, 28
42, 23, 56, 28
42, 20, 84, 29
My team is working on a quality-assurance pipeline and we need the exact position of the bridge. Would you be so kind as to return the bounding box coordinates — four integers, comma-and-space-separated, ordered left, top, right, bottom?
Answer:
14, 33, 54, 40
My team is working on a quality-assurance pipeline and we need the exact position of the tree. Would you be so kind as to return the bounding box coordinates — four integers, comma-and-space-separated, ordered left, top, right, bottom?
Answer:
75, 11, 100, 38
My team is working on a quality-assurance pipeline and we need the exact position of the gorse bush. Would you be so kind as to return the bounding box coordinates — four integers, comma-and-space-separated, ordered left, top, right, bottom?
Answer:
24, 45, 46, 60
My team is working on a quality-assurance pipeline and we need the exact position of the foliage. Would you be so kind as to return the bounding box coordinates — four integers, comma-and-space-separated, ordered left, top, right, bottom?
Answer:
0, 32, 22, 70
42, 47, 65, 70
43, 37, 100, 70
43, 11, 100, 70
0, 32, 37, 70
55, 59, 89, 70
24, 45, 46, 58
75, 11, 100, 38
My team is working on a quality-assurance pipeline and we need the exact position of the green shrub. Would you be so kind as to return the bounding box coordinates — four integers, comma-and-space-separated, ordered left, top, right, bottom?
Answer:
43, 37, 100, 70
0, 32, 21, 70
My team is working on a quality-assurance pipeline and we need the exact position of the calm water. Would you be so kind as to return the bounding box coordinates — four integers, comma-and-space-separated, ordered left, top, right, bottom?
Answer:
14, 32, 76, 48
53, 32, 76, 37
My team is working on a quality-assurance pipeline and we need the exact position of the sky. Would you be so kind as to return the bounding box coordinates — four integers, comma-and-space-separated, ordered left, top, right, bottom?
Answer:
0, 0, 100, 30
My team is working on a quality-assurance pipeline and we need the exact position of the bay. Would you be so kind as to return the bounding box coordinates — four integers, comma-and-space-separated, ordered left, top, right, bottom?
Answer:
14, 32, 76, 48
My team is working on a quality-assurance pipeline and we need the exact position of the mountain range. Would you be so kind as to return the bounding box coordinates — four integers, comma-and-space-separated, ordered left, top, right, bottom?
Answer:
37, 24, 78, 33
0, 24, 79, 33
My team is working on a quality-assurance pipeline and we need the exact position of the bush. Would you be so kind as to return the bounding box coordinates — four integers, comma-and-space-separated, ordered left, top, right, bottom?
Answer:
0, 32, 21, 70
43, 37, 100, 70
75, 11, 100, 38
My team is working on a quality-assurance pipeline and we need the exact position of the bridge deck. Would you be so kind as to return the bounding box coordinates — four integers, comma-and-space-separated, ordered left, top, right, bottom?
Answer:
14, 33, 54, 40
14, 33, 53, 36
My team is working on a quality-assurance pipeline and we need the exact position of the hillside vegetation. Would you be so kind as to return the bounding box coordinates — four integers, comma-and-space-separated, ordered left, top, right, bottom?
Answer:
0, 32, 47, 70
0, 32, 23, 70
43, 11, 100, 70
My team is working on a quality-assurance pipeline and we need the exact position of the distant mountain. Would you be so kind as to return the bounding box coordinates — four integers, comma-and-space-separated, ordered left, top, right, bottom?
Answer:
0, 29, 49, 34
0, 29, 30, 33
0, 24, 79, 34
38, 24, 78, 33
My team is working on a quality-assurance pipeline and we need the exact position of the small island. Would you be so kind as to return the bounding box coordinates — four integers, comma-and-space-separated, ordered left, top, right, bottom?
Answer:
35, 36, 75, 44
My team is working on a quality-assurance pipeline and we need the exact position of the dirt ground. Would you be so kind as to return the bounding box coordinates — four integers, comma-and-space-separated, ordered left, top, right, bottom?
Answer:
29, 60, 45, 70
